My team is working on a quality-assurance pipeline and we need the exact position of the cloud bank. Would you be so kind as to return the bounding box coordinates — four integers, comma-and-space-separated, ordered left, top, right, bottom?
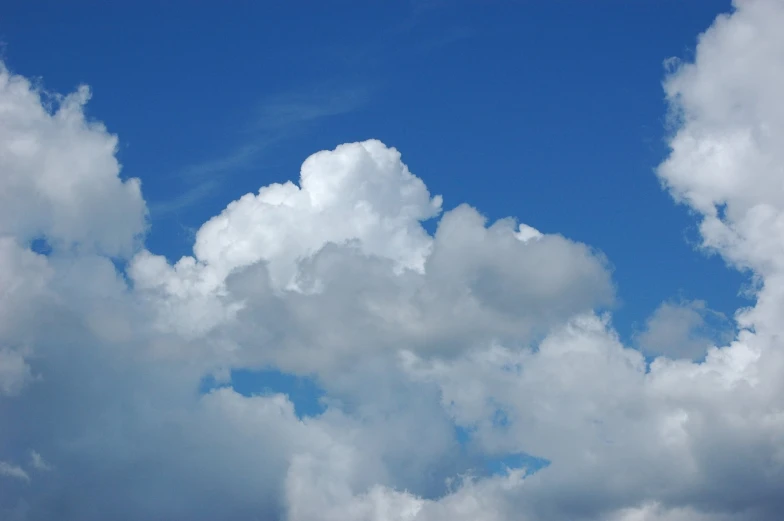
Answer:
2, 1, 784, 519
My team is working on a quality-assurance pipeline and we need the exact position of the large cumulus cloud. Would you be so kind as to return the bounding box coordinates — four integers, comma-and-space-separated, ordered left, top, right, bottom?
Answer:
2, 1, 784, 519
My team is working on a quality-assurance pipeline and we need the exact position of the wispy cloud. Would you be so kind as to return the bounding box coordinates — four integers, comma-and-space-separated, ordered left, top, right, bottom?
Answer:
30, 450, 53, 472
148, 143, 266, 216
179, 143, 264, 180
250, 85, 371, 134
149, 84, 372, 217
0, 461, 30, 483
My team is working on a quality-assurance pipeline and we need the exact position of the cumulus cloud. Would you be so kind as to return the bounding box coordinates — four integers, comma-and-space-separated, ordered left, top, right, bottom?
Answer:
2, 0, 784, 519
128, 145, 612, 362
192, 139, 442, 285
0, 65, 147, 258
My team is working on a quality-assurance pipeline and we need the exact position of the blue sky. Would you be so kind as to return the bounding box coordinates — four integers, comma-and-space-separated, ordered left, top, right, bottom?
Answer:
0, 0, 744, 344
7, 2, 784, 518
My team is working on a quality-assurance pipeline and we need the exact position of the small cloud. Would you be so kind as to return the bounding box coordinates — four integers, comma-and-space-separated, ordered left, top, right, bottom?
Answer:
251, 85, 371, 134
0, 347, 35, 397
30, 451, 53, 472
0, 461, 30, 483
148, 179, 222, 217
179, 144, 263, 181
634, 300, 733, 360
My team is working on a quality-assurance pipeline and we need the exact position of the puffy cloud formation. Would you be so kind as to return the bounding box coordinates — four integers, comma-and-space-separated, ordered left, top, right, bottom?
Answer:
2, 1, 784, 519
0, 66, 147, 257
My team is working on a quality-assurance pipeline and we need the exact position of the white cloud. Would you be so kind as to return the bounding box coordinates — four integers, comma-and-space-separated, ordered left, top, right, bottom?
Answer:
0, 347, 34, 397
0, 462, 29, 483
607, 503, 741, 521
285, 457, 524, 521
658, 0, 784, 274
129, 142, 611, 359
2, 0, 784, 518
193, 139, 442, 283
0, 65, 147, 258
29, 451, 51, 472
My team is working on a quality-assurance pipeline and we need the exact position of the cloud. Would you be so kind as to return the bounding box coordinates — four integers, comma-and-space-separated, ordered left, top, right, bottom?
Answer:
193, 139, 442, 282
0, 347, 34, 397
634, 300, 732, 360
0, 462, 29, 483
2, 0, 784, 519
0, 65, 147, 257
658, 0, 784, 275
251, 85, 371, 133
129, 143, 611, 369
29, 451, 52, 472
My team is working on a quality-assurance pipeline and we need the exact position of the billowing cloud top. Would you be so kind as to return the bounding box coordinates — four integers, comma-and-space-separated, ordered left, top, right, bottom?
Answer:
2, 1, 784, 519
0, 66, 147, 257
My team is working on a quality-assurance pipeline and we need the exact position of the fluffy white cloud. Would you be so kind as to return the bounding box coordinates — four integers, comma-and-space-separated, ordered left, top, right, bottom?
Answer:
286, 460, 524, 521
2, 0, 784, 518
129, 145, 612, 360
195, 140, 443, 284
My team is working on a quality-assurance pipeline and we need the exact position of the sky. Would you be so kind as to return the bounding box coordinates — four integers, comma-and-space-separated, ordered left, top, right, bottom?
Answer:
2, 0, 784, 520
